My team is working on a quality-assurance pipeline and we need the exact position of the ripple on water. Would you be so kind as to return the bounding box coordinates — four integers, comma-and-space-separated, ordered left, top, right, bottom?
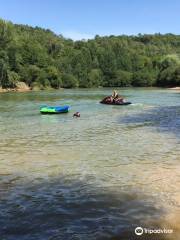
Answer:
0, 88, 180, 239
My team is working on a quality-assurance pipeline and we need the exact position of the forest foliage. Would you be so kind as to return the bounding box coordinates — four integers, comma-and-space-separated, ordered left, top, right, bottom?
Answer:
1, 19, 180, 89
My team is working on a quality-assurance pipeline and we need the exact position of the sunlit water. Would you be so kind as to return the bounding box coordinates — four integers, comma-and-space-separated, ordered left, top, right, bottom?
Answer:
0, 88, 180, 240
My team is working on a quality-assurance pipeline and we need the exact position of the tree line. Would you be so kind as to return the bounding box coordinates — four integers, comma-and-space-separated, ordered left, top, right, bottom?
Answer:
0, 18, 180, 89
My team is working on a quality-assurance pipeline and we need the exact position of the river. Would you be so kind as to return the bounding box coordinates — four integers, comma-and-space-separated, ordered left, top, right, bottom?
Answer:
0, 88, 180, 239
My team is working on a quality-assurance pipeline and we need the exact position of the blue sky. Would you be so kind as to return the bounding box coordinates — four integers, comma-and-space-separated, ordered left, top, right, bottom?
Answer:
0, 0, 179, 40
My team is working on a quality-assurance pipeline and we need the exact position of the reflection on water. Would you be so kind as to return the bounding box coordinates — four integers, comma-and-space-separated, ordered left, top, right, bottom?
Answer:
0, 88, 180, 239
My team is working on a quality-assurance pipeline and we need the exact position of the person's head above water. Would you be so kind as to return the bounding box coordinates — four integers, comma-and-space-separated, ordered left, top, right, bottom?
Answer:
73, 112, 80, 117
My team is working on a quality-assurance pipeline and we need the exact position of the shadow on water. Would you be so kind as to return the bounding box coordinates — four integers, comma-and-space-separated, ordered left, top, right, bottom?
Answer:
0, 176, 178, 240
121, 105, 180, 139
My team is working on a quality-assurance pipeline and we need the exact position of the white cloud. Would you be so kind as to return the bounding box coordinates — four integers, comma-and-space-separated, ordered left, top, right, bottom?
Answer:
62, 30, 95, 40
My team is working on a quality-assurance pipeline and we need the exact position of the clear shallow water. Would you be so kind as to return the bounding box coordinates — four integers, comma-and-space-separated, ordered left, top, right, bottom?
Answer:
0, 88, 180, 240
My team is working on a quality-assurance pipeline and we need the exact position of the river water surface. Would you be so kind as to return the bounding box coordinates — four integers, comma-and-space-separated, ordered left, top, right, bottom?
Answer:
0, 88, 180, 240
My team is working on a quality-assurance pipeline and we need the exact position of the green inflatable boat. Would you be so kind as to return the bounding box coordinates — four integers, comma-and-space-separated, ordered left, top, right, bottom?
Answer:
40, 105, 69, 114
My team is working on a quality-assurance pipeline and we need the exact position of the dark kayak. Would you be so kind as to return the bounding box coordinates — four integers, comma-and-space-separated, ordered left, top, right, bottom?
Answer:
100, 95, 132, 105
100, 101, 132, 105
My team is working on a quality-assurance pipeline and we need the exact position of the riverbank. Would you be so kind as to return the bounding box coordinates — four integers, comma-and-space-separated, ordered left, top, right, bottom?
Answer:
169, 87, 180, 90
0, 82, 66, 93
0, 82, 31, 93
1, 85, 180, 93
0, 87, 31, 93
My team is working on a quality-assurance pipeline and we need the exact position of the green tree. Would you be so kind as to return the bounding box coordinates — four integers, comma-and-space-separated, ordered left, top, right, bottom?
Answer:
0, 19, 13, 48
157, 55, 180, 87
87, 69, 102, 87
0, 59, 8, 87
111, 70, 132, 87
159, 54, 180, 71
19, 65, 41, 86
132, 69, 156, 87
45, 66, 62, 88
7, 70, 20, 87
62, 74, 78, 88
34, 70, 50, 89
157, 66, 180, 87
